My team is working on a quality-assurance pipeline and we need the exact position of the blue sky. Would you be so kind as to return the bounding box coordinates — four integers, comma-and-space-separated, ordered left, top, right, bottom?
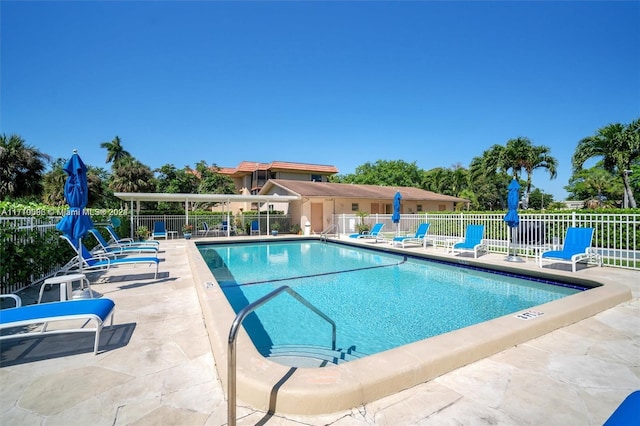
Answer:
2, 1, 639, 200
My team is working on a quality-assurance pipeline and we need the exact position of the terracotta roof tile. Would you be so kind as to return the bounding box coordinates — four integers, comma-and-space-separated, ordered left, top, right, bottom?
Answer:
217, 160, 339, 176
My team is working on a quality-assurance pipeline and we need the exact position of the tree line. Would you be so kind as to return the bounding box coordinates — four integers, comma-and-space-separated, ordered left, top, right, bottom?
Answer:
1, 118, 638, 210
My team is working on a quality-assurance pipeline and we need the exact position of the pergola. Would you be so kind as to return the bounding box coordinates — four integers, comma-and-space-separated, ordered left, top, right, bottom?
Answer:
114, 192, 300, 237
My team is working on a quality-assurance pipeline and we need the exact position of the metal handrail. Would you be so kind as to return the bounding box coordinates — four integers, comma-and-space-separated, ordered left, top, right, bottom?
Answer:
320, 223, 338, 241
227, 285, 336, 426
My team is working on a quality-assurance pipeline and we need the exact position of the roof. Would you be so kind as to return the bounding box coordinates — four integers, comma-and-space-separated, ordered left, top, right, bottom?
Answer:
261, 180, 469, 203
218, 161, 339, 177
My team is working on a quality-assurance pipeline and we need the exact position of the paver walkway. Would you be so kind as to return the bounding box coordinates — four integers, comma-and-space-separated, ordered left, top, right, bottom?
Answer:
1, 238, 638, 425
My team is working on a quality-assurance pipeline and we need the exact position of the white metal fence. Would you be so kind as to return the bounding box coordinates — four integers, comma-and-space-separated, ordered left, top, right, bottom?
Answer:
2, 212, 638, 294
333, 212, 640, 270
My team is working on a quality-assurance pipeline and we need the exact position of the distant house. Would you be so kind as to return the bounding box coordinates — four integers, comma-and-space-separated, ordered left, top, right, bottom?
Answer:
561, 200, 585, 210
259, 179, 469, 233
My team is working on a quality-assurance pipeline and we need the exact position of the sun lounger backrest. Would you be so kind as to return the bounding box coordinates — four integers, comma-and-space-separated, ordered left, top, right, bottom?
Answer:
81, 244, 98, 267
89, 229, 110, 249
415, 223, 429, 238
465, 224, 484, 244
563, 227, 594, 255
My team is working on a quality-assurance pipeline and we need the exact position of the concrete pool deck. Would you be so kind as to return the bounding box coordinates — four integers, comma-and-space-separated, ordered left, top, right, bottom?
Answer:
1, 236, 638, 425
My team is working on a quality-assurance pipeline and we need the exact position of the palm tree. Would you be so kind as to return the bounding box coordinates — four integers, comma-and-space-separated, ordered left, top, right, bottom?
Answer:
100, 136, 131, 165
110, 157, 155, 193
42, 158, 68, 206
0, 134, 51, 200
499, 137, 558, 208
572, 119, 639, 208
469, 146, 515, 210
110, 157, 155, 212
583, 170, 612, 207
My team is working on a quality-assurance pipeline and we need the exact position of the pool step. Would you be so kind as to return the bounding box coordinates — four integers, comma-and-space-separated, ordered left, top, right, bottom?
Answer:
265, 345, 368, 368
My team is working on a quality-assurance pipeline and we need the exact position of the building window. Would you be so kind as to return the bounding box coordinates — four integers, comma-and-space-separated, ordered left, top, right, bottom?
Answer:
311, 174, 322, 182
269, 204, 275, 212
438, 204, 446, 211
417, 204, 423, 212
351, 203, 359, 211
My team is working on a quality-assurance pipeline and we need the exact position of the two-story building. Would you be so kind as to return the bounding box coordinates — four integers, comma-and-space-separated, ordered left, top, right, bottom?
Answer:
216, 161, 339, 213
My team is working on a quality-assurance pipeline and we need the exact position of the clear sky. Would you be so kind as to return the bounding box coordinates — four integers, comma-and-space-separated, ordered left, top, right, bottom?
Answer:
2, 1, 639, 201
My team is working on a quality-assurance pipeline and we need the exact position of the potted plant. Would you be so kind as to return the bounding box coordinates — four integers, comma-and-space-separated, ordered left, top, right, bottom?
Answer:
182, 224, 193, 239
271, 222, 280, 236
136, 226, 149, 241
355, 210, 370, 234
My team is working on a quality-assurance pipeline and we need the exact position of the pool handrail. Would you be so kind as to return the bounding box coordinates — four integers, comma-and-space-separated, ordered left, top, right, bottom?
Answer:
227, 285, 337, 426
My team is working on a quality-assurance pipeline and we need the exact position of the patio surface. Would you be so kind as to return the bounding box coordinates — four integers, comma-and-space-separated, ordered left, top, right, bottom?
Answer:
1, 237, 638, 425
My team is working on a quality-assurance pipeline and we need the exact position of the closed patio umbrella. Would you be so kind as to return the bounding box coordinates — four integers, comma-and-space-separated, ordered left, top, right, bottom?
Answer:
392, 191, 402, 235
504, 178, 523, 262
56, 150, 94, 271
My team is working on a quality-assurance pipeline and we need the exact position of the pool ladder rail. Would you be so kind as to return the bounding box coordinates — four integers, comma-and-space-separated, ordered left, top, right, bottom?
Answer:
227, 285, 337, 426
320, 223, 339, 242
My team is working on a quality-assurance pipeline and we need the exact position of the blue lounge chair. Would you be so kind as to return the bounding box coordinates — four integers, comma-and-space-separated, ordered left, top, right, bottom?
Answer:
451, 224, 487, 258
539, 227, 601, 272
250, 220, 260, 235
61, 235, 160, 279
88, 229, 159, 256
221, 221, 236, 236
198, 222, 211, 237
392, 223, 430, 247
152, 221, 168, 240
105, 225, 160, 247
0, 296, 115, 355
349, 223, 385, 240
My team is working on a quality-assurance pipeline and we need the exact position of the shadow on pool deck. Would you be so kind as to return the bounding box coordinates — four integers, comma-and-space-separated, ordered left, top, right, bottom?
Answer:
1, 237, 638, 425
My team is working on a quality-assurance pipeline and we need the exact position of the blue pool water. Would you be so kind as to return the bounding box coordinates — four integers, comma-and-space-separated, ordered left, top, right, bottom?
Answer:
198, 241, 584, 358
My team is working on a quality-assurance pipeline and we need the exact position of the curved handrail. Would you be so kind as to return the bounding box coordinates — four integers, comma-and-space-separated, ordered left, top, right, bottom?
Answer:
227, 285, 336, 426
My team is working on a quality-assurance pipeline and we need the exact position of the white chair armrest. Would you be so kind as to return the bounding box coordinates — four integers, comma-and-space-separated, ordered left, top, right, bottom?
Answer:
0, 294, 22, 308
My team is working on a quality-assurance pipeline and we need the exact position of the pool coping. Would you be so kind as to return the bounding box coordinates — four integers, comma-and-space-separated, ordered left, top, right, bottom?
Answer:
187, 237, 632, 415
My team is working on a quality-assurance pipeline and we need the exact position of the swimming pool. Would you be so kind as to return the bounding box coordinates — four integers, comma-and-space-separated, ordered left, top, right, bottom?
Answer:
199, 241, 583, 362
188, 237, 631, 415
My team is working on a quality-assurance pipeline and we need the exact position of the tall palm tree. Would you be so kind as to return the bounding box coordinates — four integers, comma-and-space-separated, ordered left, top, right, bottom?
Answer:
0, 134, 51, 200
499, 137, 558, 208
469, 146, 516, 210
573, 119, 639, 208
100, 136, 131, 165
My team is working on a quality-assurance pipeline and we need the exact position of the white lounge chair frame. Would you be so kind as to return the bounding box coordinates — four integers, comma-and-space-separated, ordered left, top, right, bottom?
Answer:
105, 225, 159, 247
89, 229, 159, 256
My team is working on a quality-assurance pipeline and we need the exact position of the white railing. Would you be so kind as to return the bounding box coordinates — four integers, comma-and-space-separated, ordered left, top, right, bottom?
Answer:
3, 212, 638, 295
334, 212, 640, 270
